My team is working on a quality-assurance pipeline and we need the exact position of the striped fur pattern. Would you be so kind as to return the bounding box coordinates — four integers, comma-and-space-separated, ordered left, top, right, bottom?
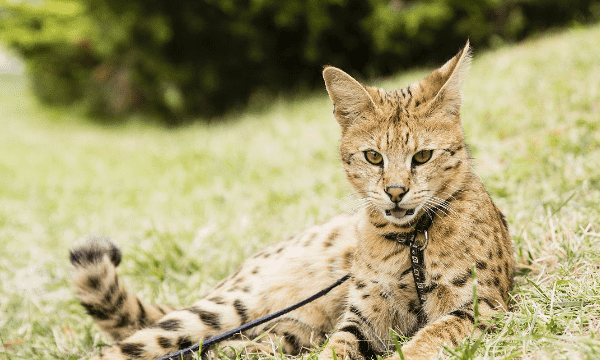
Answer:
70, 42, 514, 360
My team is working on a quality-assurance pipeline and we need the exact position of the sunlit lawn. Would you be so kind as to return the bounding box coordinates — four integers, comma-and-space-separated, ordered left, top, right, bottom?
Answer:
1, 23, 599, 359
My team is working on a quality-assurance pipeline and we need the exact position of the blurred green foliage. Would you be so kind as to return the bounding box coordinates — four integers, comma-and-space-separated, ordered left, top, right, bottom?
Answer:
1, 0, 599, 123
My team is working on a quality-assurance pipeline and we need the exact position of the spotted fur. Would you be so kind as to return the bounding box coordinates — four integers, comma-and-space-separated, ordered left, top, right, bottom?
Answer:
70, 42, 514, 360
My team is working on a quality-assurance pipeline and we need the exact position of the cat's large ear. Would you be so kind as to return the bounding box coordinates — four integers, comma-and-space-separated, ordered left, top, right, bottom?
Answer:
420, 41, 472, 119
323, 66, 377, 129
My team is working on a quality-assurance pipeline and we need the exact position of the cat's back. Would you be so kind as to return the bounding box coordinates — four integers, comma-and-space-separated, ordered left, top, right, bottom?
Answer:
202, 212, 359, 327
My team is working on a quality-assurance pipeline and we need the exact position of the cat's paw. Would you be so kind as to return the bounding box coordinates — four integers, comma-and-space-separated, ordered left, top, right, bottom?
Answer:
317, 345, 338, 360
70, 234, 121, 267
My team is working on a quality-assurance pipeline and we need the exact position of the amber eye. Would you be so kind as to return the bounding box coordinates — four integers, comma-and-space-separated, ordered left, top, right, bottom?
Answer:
412, 150, 433, 165
364, 150, 384, 166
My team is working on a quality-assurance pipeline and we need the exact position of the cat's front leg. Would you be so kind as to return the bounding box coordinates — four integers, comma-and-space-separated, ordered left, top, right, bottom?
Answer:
319, 329, 372, 360
387, 299, 499, 360
319, 302, 381, 360
397, 313, 474, 360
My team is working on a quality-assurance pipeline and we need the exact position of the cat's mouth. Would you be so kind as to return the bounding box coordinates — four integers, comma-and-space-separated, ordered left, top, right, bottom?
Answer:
385, 207, 415, 219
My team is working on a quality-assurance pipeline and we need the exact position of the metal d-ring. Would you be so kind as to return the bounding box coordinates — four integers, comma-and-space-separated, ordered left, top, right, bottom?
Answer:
419, 230, 429, 251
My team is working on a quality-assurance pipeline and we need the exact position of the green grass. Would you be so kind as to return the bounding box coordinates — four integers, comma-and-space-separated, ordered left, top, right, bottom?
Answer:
1, 23, 600, 360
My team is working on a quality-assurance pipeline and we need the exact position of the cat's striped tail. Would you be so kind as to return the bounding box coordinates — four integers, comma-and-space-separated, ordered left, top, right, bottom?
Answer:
70, 234, 173, 341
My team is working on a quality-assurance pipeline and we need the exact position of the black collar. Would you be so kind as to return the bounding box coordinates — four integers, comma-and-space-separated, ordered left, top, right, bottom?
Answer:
382, 212, 434, 246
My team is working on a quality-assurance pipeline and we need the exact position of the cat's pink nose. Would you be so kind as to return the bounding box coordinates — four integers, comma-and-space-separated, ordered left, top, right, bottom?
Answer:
385, 186, 408, 203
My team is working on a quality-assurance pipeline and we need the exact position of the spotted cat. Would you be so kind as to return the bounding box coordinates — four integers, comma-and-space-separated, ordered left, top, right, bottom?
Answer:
70, 42, 514, 360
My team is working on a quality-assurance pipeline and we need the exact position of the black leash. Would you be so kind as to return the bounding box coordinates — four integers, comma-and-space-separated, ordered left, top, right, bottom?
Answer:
156, 274, 351, 360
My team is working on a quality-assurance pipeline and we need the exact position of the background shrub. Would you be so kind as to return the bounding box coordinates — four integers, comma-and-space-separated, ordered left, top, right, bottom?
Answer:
1, 0, 599, 123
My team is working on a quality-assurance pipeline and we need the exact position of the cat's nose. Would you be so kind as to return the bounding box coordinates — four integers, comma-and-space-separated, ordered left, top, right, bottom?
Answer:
385, 186, 408, 203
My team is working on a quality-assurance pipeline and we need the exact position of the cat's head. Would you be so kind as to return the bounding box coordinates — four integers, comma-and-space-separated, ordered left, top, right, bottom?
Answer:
323, 42, 472, 226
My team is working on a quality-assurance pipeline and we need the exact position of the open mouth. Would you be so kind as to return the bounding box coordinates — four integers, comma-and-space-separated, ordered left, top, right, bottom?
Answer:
385, 207, 415, 218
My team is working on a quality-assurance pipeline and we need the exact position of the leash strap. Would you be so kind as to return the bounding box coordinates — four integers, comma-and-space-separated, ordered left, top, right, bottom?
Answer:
409, 230, 428, 305
389, 212, 435, 307
155, 274, 350, 360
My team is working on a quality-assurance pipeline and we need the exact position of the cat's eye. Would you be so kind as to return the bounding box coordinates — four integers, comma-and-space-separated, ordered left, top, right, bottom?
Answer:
364, 150, 383, 166
412, 150, 433, 165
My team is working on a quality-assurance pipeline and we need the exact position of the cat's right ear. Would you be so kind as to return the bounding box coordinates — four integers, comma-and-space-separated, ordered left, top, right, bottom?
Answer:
323, 66, 377, 130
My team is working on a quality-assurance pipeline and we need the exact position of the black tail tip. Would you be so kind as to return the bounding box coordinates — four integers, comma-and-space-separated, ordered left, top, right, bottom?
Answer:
70, 234, 122, 267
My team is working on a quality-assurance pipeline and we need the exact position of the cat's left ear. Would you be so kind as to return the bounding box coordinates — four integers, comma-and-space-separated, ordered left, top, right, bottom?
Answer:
421, 41, 472, 119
